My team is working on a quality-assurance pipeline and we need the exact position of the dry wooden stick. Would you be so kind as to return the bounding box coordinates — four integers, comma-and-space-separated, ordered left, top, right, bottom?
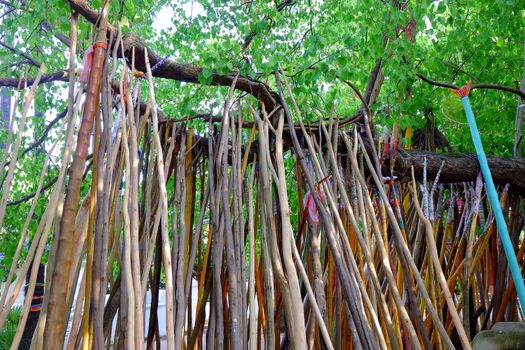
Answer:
0, 140, 55, 312
357, 133, 456, 350
174, 132, 188, 347
66, 261, 88, 350
316, 128, 393, 349
463, 179, 482, 337
339, 132, 417, 350
124, 55, 145, 349
183, 128, 196, 340
0, 66, 46, 331
0, 65, 44, 232
276, 70, 378, 350
291, 233, 334, 350
247, 158, 257, 350
81, 113, 101, 350
144, 47, 176, 350
274, 109, 308, 348
119, 81, 137, 349
409, 166, 472, 349
30, 88, 85, 350
217, 76, 243, 350
140, 124, 172, 293
255, 169, 275, 349
7, 143, 57, 350
252, 108, 297, 347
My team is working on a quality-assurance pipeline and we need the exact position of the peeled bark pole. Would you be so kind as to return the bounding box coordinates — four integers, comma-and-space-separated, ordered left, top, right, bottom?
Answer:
43, 24, 108, 350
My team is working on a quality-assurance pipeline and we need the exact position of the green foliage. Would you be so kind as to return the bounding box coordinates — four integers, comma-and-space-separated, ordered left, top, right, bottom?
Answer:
0, 305, 22, 350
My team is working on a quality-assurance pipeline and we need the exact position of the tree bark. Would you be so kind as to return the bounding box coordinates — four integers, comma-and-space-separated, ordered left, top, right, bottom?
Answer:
390, 150, 525, 194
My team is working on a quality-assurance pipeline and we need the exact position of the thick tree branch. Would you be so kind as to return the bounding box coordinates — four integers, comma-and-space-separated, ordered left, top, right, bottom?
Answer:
169, 113, 255, 128
390, 150, 525, 194
65, 0, 104, 29
65, 0, 278, 111
473, 83, 525, 99
416, 73, 525, 100
416, 73, 463, 90
120, 33, 278, 110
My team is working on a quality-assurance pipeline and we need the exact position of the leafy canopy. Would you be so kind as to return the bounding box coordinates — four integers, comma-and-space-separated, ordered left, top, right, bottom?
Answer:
0, 1, 524, 154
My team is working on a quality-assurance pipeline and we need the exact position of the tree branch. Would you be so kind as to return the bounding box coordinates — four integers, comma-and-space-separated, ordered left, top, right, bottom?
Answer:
443, 61, 480, 83
7, 154, 93, 206
21, 108, 68, 157
0, 70, 69, 87
40, 21, 72, 47
416, 73, 461, 90
0, 40, 41, 67
120, 33, 278, 110
390, 149, 525, 195
66, 0, 278, 111
416, 73, 525, 100
7, 175, 58, 206
169, 113, 255, 128
341, 79, 372, 117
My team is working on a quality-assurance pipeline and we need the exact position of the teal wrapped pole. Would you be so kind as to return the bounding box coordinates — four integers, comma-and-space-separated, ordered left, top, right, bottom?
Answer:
460, 93, 525, 314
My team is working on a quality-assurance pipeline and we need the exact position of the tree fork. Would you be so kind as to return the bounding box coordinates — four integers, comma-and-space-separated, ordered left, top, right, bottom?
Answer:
43, 21, 108, 350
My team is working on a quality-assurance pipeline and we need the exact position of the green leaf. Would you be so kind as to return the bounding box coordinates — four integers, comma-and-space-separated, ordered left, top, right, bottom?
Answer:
199, 68, 213, 84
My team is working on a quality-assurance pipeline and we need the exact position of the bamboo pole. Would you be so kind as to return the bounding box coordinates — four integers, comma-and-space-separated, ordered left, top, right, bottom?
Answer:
43, 7, 109, 346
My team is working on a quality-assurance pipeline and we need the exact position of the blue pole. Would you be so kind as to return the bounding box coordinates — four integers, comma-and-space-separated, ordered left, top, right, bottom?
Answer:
461, 95, 525, 314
